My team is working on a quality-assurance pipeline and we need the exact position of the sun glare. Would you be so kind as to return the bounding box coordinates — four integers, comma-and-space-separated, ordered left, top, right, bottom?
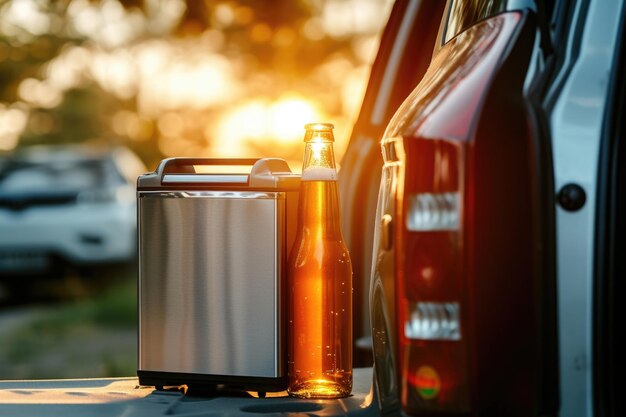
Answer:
212, 96, 321, 157
270, 98, 319, 143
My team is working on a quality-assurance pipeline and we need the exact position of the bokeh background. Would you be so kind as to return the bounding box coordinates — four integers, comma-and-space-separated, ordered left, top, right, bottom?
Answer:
0, 0, 391, 379
0, 0, 391, 168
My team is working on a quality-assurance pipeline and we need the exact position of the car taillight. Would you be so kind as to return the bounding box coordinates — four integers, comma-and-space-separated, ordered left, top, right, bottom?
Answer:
397, 136, 470, 413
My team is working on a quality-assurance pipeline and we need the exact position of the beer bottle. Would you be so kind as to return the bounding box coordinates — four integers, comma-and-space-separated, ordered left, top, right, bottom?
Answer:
288, 123, 353, 399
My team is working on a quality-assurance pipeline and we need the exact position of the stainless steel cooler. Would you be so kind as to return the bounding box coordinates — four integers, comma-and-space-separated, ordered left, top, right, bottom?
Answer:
137, 158, 299, 392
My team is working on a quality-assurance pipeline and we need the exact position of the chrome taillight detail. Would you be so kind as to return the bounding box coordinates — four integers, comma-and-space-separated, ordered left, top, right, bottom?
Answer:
406, 192, 460, 231
404, 302, 461, 340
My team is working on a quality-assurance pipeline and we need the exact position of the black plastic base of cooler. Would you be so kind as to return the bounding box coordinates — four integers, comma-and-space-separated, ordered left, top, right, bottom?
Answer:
137, 370, 288, 394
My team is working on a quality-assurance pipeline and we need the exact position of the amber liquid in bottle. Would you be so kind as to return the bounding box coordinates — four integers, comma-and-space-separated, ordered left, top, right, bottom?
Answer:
288, 123, 353, 399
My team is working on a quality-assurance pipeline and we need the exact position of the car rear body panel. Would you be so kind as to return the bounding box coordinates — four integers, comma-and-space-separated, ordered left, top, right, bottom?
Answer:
371, 4, 558, 414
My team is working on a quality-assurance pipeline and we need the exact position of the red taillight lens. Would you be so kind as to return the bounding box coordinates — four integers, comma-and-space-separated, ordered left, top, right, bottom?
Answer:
397, 137, 470, 413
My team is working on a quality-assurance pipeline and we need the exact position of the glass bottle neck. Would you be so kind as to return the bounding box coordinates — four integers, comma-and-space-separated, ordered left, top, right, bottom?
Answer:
298, 129, 342, 237
301, 140, 337, 182
297, 180, 343, 238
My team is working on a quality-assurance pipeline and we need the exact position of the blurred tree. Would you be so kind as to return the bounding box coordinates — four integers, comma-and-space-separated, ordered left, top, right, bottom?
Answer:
19, 86, 123, 146
0, 0, 389, 168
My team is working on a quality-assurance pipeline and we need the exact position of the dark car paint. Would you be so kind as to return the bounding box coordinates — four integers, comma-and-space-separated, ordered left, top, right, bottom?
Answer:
359, 1, 559, 415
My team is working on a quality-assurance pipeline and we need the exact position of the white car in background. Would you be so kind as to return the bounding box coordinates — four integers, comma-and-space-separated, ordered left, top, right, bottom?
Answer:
0, 145, 146, 282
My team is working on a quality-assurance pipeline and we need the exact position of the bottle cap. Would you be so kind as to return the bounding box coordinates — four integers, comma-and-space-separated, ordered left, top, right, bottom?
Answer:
304, 123, 334, 131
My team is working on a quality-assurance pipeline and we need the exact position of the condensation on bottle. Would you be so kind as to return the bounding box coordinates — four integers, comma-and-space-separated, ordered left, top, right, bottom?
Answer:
287, 123, 353, 399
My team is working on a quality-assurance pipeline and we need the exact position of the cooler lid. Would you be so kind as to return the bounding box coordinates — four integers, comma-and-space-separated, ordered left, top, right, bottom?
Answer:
137, 158, 300, 190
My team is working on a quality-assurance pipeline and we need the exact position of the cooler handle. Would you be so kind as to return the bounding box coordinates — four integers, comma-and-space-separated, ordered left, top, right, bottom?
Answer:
161, 158, 260, 174
159, 158, 259, 185
137, 158, 298, 188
